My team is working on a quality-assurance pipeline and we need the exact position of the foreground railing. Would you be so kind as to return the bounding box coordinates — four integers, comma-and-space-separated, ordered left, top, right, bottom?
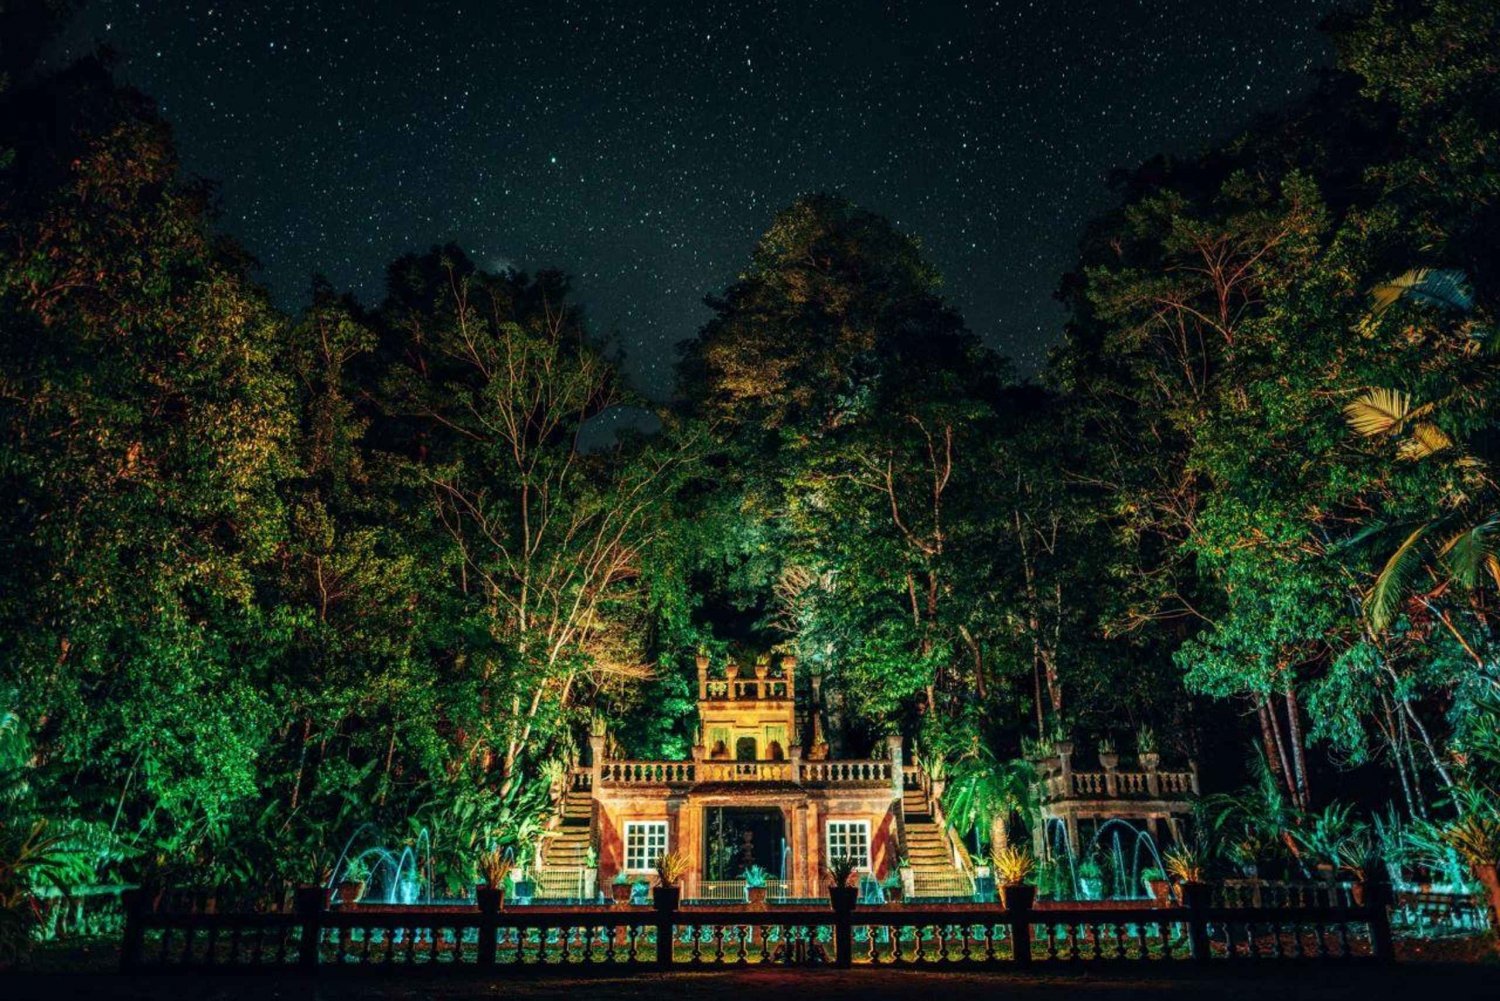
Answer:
119, 882, 1396, 972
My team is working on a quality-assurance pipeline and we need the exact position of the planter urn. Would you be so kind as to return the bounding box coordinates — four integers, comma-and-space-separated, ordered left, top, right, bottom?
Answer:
653, 885, 681, 911
828, 885, 858, 912
1098, 752, 1120, 770
1001, 883, 1036, 910
747, 885, 768, 908
611, 882, 634, 905
335, 880, 365, 907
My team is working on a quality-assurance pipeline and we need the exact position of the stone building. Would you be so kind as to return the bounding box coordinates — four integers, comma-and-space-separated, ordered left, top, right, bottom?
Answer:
539, 654, 970, 901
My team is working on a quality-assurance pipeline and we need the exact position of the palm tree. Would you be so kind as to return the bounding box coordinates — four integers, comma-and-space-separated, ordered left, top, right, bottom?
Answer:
1342, 269, 1498, 634
941, 747, 1036, 854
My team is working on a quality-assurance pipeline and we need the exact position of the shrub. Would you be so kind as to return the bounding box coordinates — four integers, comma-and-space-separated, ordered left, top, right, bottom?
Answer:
654, 852, 689, 886
990, 844, 1036, 885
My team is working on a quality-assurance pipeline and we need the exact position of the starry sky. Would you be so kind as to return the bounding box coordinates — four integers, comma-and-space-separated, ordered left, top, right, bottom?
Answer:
60, 0, 1337, 397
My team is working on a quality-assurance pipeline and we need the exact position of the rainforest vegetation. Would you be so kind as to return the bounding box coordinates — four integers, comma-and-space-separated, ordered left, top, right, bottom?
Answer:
1, 0, 1498, 937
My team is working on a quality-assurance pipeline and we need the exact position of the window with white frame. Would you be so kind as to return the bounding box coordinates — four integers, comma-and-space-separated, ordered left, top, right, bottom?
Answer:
826, 820, 871, 870
623, 821, 669, 872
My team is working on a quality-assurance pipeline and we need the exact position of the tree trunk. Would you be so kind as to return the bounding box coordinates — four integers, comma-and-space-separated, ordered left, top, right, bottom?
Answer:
1284, 686, 1310, 807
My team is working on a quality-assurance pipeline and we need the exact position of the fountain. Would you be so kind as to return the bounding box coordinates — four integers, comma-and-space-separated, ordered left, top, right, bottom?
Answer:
1043, 817, 1166, 901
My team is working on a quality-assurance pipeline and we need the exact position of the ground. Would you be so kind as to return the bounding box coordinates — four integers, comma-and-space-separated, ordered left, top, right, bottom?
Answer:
9, 935, 1496, 1000
6, 963, 1499, 1001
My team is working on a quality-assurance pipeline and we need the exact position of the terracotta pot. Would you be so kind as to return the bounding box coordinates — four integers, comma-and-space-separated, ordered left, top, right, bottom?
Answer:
828, 886, 858, 912
1146, 878, 1172, 906
612, 882, 634, 904
747, 885, 768, 908
1001, 883, 1036, 910
1179, 881, 1213, 908
335, 880, 365, 906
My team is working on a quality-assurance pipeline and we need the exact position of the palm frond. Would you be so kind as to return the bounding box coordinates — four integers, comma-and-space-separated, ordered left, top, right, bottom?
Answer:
1396, 421, 1453, 461
1343, 388, 1411, 437
1368, 269, 1474, 316
1365, 524, 1429, 631
1440, 517, 1500, 590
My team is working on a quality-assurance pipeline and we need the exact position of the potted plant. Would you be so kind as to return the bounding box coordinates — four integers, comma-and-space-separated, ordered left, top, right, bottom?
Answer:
477, 847, 513, 909
1097, 737, 1119, 771
881, 871, 904, 905
1136, 725, 1160, 771
652, 852, 688, 910
895, 855, 915, 898
1077, 857, 1103, 900
991, 844, 1036, 909
1441, 798, 1500, 922
336, 856, 369, 906
1165, 844, 1209, 905
583, 845, 599, 900
609, 870, 633, 906
1139, 865, 1170, 904
743, 864, 769, 908
1335, 829, 1378, 906
827, 855, 859, 911
611, 871, 634, 905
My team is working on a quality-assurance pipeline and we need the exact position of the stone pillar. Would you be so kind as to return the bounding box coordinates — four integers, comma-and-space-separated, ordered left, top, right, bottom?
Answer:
589, 730, 606, 794
886, 734, 904, 795
887, 734, 907, 857
1055, 739, 1075, 793
805, 802, 822, 897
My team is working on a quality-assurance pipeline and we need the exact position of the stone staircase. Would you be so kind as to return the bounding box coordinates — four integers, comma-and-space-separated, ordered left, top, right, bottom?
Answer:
540, 785, 593, 871
901, 786, 973, 897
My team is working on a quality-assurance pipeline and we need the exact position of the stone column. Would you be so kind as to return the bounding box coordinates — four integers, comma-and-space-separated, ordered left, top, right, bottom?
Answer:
589, 730, 606, 794
887, 734, 907, 857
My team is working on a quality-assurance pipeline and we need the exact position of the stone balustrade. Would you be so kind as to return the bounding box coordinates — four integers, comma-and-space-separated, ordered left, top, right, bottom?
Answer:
1039, 765, 1198, 803
588, 758, 895, 788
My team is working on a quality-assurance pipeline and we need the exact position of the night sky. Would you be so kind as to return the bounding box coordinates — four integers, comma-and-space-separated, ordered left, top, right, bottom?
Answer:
59, 1, 1337, 397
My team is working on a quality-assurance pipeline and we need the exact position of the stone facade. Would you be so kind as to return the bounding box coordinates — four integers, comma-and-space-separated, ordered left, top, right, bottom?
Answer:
579, 654, 915, 899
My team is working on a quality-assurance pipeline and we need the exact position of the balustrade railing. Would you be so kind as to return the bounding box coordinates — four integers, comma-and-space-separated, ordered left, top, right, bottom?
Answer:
592, 758, 894, 787
1038, 768, 1198, 802
797, 760, 891, 783
694, 880, 792, 903
120, 883, 1396, 973
598, 761, 696, 785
